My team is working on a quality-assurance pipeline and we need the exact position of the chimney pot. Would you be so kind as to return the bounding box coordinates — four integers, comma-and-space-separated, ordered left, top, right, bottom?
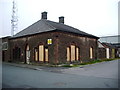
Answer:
59, 16, 64, 24
41, 11, 47, 19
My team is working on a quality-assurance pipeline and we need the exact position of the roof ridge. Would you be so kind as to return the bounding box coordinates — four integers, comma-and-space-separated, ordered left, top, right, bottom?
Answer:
42, 19, 56, 30
44, 20, 98, 38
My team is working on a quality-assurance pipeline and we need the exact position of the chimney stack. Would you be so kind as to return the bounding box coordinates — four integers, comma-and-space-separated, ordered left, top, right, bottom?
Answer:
59, 16, 64, 24
41, 11, 47, 19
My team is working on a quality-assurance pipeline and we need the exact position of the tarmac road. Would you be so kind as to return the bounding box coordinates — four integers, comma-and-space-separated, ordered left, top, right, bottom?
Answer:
2, 59, 119, 88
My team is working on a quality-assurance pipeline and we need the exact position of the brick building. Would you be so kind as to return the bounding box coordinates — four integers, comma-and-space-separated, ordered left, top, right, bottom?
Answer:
2, 12, 99, 64
98, 41, 116, 59
99, 35, 120, 58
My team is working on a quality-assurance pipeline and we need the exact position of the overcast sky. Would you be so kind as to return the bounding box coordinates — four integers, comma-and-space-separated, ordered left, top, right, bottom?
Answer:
0, 0, 119, 38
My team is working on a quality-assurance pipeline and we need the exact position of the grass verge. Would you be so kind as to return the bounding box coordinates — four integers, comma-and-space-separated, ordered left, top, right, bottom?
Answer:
62, 58, 119, 67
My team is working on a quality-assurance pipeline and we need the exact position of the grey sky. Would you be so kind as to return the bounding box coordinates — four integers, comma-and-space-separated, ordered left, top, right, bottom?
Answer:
0, 0, 119, 38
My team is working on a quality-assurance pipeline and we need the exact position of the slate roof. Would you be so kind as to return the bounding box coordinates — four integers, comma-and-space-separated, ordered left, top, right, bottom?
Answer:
13, 19, 99, 39
102, 43, 115, 48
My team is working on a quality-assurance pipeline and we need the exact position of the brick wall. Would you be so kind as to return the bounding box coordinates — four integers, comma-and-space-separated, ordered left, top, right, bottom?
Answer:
7, 31, 98, 64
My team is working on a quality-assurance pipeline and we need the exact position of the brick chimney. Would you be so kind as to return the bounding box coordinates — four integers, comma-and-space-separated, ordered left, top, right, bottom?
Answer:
41, 11, 47, 19
59, 16, 64, 24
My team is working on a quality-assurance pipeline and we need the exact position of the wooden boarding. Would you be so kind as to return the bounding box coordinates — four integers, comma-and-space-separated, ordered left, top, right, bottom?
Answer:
71, 45, 75, 61
45, 49, 48, 62
35, 49, 38, 61
67, 47, 70, 61
90, 47, 93, 59
112, 49, 115, 58
76, 47, 79, 60
39, 45, 44, 61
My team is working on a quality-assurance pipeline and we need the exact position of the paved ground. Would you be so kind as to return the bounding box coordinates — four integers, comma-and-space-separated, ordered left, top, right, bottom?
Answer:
62, 60, 118, 79
2, 59, 119, 88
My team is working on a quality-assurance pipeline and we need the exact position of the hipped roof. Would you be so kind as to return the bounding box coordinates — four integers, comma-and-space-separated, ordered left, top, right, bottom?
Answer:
13, 19, 99, 39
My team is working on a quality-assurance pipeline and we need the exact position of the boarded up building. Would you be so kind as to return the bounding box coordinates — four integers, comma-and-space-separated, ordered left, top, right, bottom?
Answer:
2, 12, 99, 64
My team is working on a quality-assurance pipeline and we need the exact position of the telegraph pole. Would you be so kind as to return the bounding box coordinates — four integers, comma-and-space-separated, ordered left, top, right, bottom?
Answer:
11, 0, 18, 36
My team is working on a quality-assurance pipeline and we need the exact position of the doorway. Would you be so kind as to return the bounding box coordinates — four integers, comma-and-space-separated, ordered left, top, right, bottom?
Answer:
26, 45, 30, 64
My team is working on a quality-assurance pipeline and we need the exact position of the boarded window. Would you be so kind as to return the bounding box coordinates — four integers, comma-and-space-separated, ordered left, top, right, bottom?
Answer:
45, 49, 48, 62
71, 45, 75, 61
76, 47, 79, 61
112, 49, 115, 58
90, 47, 93, 59
39, 45, 44, 61
66, 45, 80, 62
67, 47, 70, 61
